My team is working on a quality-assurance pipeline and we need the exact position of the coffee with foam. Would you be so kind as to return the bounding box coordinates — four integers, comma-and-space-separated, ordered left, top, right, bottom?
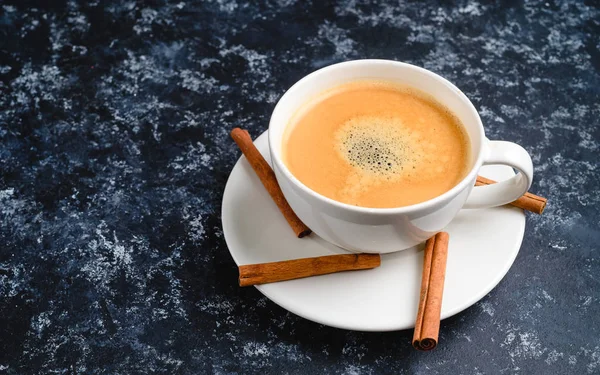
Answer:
282, 81, 471, 208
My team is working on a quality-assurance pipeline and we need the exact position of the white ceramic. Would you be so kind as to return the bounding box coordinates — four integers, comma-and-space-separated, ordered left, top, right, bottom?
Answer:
222, 132, 525, 331
268, 59, 533, 253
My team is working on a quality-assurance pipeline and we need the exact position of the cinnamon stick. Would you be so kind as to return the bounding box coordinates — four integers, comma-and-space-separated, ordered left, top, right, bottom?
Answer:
230, 128, 311, 238
476, 175, 547, 214
413, 232, 449, 351
239, 253, 381, 287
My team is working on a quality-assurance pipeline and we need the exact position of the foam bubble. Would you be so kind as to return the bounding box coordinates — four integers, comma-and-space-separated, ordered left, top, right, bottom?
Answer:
335, 115, 422, 179
334, 114, 428, 202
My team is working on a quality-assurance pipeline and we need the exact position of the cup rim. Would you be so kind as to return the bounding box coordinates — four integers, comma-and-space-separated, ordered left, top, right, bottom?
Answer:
268, 59, 486, 215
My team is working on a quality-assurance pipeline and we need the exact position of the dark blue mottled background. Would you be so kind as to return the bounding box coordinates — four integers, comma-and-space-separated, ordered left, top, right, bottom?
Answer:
1, 0, 599, 374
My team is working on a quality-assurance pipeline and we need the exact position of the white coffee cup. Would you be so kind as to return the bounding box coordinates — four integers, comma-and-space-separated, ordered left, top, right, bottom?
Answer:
268, 59, 533, 253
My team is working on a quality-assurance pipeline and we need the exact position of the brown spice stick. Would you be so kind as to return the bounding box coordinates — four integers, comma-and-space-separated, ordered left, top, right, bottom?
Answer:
230, 128, 311, 238
239, 253, 381, 287
476, 175, 547, 214
413, 232, 449, 351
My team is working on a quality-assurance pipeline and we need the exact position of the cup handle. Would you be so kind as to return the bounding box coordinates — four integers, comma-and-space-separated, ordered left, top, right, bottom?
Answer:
463, 140, 533, 209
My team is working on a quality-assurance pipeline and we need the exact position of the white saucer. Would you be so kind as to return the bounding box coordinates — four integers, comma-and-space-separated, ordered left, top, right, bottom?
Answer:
222, 131, 525, 332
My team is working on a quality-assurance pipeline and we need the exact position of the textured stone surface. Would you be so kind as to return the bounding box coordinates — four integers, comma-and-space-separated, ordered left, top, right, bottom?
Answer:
1, 0, 599, 373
